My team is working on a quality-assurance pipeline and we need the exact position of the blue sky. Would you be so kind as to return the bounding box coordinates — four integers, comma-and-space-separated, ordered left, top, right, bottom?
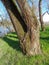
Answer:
0, 0, 49, 19
28, 0, 49, 13
42, 0, 48, 13
0, 1, 5, 16
0, 1, 9, 20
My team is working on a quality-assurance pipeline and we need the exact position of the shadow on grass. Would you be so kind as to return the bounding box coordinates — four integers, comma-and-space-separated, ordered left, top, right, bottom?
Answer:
2, 32, 22, 52
7, 32, 18, 38
7, 35, 18, 39
40, 37, 49, 41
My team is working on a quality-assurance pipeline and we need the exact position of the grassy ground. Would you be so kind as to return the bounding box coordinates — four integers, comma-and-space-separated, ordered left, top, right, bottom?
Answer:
0, 26, 49, 65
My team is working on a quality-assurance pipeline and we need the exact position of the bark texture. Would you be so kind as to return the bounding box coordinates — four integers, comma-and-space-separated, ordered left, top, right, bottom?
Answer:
2, 0, 41, 56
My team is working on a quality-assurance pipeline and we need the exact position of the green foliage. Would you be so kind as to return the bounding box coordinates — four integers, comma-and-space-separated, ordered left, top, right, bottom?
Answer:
0, 26, 49, 65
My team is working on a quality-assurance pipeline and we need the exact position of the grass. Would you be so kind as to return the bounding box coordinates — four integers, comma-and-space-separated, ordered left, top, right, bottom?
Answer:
0, 26, 49, 65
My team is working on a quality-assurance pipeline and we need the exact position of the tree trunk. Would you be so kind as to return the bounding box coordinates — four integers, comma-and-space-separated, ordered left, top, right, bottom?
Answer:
39, 0, 45, 31
2, 0, 41, 56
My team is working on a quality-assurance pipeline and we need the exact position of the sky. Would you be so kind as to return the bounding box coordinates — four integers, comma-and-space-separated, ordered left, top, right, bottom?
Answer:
0, 1, 10, 21
0, 0, 49, 20
42, 0, 48, 13
0, 1, 7, 16
28, 0, 49, 13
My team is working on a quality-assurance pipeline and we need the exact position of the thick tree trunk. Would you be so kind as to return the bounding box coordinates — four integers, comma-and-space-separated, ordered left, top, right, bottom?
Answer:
39, 0, 45, 31
2, 0, 41, 56
16, 0, 41, 55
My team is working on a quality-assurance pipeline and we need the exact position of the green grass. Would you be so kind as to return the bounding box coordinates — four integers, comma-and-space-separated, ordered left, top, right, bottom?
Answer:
0, 26, 49, 65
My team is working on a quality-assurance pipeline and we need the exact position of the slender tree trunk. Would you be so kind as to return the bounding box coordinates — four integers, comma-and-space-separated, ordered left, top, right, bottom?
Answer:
2, 0, 41, 56
39, 0, 45, 31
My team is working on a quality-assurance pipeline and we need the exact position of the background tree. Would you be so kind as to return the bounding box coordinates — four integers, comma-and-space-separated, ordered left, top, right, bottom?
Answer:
0, 15, 4, 26
2, 0, 41, 56
39, 0, 45, 31
47, 1, 49, 11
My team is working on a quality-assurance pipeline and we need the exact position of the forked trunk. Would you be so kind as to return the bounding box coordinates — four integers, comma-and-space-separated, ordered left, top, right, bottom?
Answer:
2, 0, 41, 56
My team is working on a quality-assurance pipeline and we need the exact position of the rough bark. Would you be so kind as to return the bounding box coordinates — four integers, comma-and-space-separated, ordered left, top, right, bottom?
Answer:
39, 0, 45, 31
16, 0, 41, 55
2, 0, 27, 39
2, 0, 41, 55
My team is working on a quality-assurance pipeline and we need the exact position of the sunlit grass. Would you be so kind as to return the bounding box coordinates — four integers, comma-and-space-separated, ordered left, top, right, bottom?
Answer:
0, 26, 49, 65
